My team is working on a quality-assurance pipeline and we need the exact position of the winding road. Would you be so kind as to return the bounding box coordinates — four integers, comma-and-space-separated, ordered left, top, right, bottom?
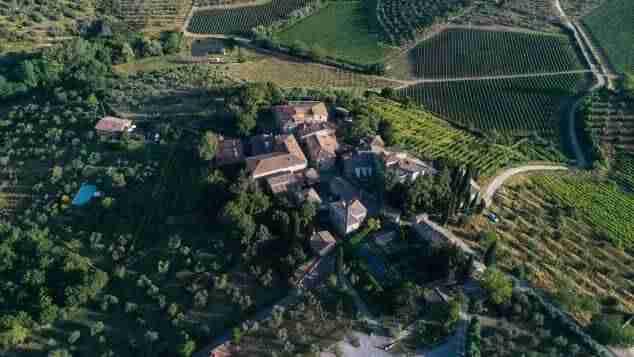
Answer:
482, 165, 569, 207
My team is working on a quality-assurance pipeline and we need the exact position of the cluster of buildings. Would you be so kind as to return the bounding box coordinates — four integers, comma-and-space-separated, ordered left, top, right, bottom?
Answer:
215, 101, 440, 239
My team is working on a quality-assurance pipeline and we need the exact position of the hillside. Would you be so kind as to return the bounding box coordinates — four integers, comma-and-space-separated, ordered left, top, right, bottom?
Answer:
582, 0, 634, 73
398, 73, 590, 137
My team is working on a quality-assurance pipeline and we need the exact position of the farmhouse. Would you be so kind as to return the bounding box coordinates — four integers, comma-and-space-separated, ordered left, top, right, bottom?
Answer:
310, 230, 337, 256
245, 134, 307, 180
383, 151, 436, 182
192, 38, 226, 56
329, 199, 367, 235
273, 101, 328, 133
95, 116, 133, 136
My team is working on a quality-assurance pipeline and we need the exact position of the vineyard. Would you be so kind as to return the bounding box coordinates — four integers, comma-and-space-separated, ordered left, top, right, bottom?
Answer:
397, 29, 584, 79
223, 50, 399, 89
366, 97, 526, 176
582, 0, 634, 73
613, 152, 634, 191
398, 73, 590, 136
375, 0, 468, 44
583, 89, 634, 153
534, 174, 634, 247
469, 175, 634, 322
187, 0, 310, 34
277, 1, 390, 65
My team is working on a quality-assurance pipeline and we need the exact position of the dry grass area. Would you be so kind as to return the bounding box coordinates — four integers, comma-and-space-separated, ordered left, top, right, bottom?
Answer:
459, 175, 634, 324
223, 51, 401, 90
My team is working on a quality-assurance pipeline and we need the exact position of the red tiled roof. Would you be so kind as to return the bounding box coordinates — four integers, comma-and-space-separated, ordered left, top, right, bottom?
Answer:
95, 116, 132, 133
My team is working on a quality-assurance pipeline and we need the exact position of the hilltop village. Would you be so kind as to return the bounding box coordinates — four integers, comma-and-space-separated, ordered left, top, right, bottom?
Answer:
1, 0, 633, 355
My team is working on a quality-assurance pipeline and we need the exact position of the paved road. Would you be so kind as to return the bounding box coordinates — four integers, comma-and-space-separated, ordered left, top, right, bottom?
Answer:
482, 165, 569, 206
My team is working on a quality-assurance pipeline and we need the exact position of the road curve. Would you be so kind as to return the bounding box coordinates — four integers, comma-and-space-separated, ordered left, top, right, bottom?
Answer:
483, 165, 569, 206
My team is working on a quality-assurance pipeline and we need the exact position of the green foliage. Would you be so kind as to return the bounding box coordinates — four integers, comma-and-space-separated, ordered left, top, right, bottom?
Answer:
534, 174, 634, 247
225, 82, 283, 136
466, 318, 481, 357
376, 0, 469, 44
140, 38, 163, 57
480, 268, 513, 305
484, 240, 497, 267
176, 331, 196, 357
0, 314, 30, 349
198, 131, 219, 161
162, 31, 183, 55
589, 314, 634, 347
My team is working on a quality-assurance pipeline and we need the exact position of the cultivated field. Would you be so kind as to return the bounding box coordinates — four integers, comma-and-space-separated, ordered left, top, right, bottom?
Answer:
534, 174, 634, 246
375, 0, 468, 44
277, 1, 391, 65
583, 89, 634, 153
389, 29, 584, 80
582, 0, 634, 73
613, 152, 634, 191
466, 173, 634, 322
451, 0, 562, 34
0, 0, 94, 51
187, 0, 310, 34
223, 51, 400, 89
116, 0, 193, 31
398, 73, 590, 136
367, 98, 527, 176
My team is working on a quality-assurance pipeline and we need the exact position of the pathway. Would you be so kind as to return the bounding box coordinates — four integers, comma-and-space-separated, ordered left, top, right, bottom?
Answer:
482, 165, 569, 206
393, 69, 594, 89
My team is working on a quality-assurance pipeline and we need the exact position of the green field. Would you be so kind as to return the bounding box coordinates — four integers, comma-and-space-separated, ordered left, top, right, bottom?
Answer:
398, 73, 590, 136
277, 1, 391, 64
367, 97, 526, 176
583, 0, 634, 73
534, 174, 634, 247
396, 29, 584, 79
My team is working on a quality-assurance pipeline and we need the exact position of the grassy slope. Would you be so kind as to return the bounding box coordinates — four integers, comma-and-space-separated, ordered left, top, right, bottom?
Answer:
277, 1, 391, 64
582, 0, 634, 73
388, 29, 584, 80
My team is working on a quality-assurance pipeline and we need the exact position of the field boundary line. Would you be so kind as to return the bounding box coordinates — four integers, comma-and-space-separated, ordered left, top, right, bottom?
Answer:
393, 70, 594, 89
